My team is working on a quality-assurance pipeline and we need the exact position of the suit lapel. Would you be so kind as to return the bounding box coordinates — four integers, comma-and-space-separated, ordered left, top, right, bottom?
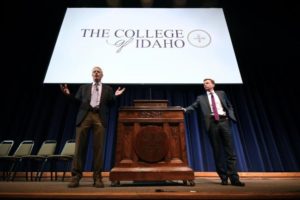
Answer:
87, 84, 92, 102
215, 91, 225, 107
202, 93, 210, 110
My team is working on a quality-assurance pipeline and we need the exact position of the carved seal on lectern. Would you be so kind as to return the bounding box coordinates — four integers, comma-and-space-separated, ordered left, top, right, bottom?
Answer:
134, 126, 169, 163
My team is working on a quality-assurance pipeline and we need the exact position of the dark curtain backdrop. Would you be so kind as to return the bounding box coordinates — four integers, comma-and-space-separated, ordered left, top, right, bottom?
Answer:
1, 0, 299, 172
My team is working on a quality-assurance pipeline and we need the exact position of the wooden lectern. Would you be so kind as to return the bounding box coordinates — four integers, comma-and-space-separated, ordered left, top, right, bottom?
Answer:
109, 100, 195, 186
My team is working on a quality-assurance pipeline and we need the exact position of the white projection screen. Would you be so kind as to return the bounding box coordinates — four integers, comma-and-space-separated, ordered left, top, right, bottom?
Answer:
43, 8, 243, 84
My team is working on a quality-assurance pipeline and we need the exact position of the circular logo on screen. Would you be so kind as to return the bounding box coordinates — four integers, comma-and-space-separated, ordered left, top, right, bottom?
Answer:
134, 126, 169, 163
187, 30, 211, 48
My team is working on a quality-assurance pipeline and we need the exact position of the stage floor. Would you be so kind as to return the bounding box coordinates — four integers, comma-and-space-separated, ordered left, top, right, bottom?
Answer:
0, 175, 300, 200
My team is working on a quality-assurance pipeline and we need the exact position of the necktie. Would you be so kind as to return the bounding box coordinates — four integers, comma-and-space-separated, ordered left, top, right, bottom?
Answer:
90, 83, 99, 107
210, 92, 219, 121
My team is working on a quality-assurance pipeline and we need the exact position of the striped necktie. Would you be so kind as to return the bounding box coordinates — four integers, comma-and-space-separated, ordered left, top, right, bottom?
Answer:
210, 92, 219, 121
90, 83, 99, 107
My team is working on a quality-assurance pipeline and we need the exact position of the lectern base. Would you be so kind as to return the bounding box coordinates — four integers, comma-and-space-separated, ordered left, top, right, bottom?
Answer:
110, 166, 194, 184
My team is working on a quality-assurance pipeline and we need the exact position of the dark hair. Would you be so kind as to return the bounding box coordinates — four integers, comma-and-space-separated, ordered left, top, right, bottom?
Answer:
203, 78, 215, 84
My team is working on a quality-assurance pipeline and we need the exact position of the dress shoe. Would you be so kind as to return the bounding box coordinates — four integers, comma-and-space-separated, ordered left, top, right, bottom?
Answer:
231, 180, 245, 187
68, 177, 80, 188
221, 179, 228, 185
94, 179, 104, 188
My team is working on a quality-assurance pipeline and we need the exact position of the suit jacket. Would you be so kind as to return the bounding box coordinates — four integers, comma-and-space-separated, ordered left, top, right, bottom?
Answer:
186, 90, 236, 131
74, 84, 116, 127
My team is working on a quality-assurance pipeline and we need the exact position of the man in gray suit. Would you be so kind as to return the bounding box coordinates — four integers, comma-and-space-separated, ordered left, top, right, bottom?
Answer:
61, 66, 125, 188
183, 78, 245, 186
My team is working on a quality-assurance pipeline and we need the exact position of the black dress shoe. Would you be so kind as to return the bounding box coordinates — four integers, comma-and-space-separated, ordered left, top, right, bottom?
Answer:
68, 177, 80, 188
94, 179, 104, 188
221, 179, 228, 185
231, 180, 245, 187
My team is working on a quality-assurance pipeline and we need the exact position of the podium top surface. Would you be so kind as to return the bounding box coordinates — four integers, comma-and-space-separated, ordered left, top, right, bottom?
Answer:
133, 100, 168, 107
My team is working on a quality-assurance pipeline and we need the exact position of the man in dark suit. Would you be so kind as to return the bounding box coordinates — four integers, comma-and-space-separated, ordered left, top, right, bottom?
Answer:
61, 66, 125, 188
183, 78, 245, 186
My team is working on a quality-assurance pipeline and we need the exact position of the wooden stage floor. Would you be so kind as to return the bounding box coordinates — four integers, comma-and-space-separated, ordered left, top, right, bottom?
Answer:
0, 172, 299, 200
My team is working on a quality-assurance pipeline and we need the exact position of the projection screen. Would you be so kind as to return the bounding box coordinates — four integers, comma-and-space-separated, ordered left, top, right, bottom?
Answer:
43, 8, 242, 84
